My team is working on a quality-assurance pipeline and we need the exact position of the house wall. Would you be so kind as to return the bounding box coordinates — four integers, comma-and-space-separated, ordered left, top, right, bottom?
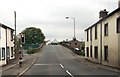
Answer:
0, 27, 7, 66
101, 13, 119, 67
85, 30, 90, 57
6, 29, 14, 60
118, 33, 120, 68
90, 23, 101, 63
0, 27, 1, 65
85, 9, 120, 68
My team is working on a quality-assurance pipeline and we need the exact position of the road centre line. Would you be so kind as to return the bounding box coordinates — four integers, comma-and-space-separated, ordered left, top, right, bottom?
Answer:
59, 64, 74, 77
34, 63, 74, 77
60, 64, 64, 68
66, 70, 74, 77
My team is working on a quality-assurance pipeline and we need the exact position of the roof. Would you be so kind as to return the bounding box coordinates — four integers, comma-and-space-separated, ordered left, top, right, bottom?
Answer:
0, 23, 14, 31
85, 8, 120, 31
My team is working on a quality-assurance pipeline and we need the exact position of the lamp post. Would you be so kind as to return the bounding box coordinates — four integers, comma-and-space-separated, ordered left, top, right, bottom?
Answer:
66, 16, 76, 41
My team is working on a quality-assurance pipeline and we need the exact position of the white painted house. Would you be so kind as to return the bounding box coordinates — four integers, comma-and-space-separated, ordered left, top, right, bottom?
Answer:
0, 23, 14, 66
85, 3, 120, 68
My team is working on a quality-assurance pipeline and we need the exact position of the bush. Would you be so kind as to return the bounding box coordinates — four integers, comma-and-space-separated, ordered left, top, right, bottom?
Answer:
27, 47, 42, 54
80, 50, 85, 56
27, 48, 36, 54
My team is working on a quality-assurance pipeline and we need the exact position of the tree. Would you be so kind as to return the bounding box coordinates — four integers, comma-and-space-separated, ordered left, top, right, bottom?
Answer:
21, 27, 45, 49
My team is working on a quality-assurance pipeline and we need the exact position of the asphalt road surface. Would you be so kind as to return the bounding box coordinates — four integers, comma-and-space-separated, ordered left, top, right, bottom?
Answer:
23, 45, 119, 77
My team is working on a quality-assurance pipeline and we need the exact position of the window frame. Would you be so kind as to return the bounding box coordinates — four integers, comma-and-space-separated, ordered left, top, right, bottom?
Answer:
87, 30, 89, 41
95, 25, 97, 39
94, 46, 98, 59
104, 23, 108, 36
104, 45, 108, 62
117, 17, 120, 33
11, 47, 14, 57
86, 47, 89, 57
2, 48, 5, 60
90, 45, 92, 57
11, 30, 14, 41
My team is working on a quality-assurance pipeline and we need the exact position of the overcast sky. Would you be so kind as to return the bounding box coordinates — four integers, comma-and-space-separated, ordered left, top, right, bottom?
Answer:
0, 0, 118, 41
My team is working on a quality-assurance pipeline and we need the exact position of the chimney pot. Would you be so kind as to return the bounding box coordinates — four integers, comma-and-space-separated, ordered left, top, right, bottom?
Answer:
99, 9, 108, 19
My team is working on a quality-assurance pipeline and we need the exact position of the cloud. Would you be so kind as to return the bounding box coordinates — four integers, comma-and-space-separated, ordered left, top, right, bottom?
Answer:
0, 0, 118, 41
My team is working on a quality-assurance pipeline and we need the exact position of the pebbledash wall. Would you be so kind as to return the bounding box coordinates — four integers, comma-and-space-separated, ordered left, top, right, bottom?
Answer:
0, 23, 14, 66
85, 7, 120, 68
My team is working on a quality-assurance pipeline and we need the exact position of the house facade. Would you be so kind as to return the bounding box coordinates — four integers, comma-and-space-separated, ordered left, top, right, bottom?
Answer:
0, 23, 14, 66
85, 7, 120, 68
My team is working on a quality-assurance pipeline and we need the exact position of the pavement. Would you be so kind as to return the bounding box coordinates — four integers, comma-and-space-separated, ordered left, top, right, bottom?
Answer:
72, 54, 120, 73
1, 50, 41, 77
62, 44, 120, 73
1, 45, 120, 76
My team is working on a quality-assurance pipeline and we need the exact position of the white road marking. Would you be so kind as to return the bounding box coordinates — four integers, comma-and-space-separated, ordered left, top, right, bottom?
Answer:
34, 63, 74, 77
18, 59, 36, 76
34, 64, 60, 66
66, 70, 74, 77
60, 64, 64, 68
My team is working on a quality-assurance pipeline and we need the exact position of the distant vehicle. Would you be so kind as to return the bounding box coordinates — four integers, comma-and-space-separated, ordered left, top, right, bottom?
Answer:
51, 42, 58, 45
51, 39, 58, 45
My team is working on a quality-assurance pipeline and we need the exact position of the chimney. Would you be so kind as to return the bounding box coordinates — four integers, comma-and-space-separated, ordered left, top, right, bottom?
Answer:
118, 0, 120, 8
99, 9, 108, 19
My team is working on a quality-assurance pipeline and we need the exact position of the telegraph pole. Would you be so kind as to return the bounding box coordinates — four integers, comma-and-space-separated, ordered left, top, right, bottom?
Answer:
14, 11, 17, 59
14, 11, 16, 38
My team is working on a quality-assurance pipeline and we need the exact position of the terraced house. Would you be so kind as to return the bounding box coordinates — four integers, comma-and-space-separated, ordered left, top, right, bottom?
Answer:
85, 3, 120, 68
0, 23, 14, 66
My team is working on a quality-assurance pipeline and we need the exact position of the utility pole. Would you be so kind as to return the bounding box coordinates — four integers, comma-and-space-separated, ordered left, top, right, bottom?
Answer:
14, 11, 17, 59
14, 11, 16, 38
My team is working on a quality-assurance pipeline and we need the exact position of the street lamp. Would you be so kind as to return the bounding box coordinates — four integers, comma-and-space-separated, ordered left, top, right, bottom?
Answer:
66, 16, 76, 41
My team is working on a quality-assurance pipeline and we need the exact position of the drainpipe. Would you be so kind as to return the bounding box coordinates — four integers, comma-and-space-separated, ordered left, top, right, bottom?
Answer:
100, 22, 102, 64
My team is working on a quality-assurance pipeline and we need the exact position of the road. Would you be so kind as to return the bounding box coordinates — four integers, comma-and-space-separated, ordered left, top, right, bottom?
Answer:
23, 45, 119, 77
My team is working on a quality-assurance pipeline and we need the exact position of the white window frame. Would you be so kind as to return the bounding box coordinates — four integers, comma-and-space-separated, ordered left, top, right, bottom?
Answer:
2, 48, 5, 60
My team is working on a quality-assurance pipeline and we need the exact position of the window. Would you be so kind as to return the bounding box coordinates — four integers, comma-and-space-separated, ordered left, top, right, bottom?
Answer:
86, 47, 89, 57
7, 47, 10, 57
11, 47, 14, 57
104, 23, 108, 36
87, 30, 89, 41
117, 17, 120, 33
90, 28, 92, 41
11, 30, 14, 41
2, 48, 5, 60
90, 46, 92, 57
95, 26, 97, 39
94, 46, 98, 59
104, 46, 108, 61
